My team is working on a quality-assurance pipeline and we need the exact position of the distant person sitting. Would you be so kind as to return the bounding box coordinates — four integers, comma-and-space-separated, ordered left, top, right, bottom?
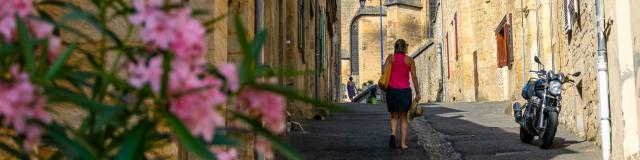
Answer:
347, 77, 356, 101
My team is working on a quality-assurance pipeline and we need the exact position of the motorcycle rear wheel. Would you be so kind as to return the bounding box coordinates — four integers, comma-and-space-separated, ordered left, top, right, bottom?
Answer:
520, 126, 534, 143
539, 111, 558, 149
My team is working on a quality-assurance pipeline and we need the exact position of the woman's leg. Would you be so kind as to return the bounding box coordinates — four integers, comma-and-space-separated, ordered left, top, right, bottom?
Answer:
399, 112, 409, 148
390, 112, 398, 136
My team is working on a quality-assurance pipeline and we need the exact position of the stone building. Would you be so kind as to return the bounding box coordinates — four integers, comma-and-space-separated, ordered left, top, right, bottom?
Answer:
413, 0, 640, 159
38, 0, 340, 159
339, 0, 429, 101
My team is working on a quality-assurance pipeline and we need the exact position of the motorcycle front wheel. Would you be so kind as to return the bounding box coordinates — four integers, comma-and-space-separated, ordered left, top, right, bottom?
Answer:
539, 111, 558, 149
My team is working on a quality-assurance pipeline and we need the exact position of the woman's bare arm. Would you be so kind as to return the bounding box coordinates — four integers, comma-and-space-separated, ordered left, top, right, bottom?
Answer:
409, 57, 421, 101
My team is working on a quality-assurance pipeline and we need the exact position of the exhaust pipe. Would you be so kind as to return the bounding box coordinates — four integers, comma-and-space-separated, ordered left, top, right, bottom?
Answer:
513, 102, 523, 123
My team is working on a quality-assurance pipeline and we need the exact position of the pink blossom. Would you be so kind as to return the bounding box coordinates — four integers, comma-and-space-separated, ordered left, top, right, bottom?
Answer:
255, 136, 274, 159
212, 147, 238, 160
0, 0, 34, 41
29, 19, 53, 39
218, 64, 239, 91
0, 65, 52, 150
127, 56, 163, 92
166, 61, 226, 141
47, 37, 61, 61
0, 16, 16, 41
236, 88, 286, 134
129, 1, 206, 63
168, 75, 226, 141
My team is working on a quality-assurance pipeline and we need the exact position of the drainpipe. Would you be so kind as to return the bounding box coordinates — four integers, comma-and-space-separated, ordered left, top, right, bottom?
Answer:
521, 0, 526, 86
535, 0, 541, 69
549, 0, 555, 71
254, 2, 265, 160
256, 0, 264, 65
595, 0, 611, 159
439, 0, 446, 101
379, 0, 384, 71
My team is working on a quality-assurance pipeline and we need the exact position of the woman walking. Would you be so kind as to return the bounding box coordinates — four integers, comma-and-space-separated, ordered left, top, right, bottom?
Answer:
385, 39, 421, 149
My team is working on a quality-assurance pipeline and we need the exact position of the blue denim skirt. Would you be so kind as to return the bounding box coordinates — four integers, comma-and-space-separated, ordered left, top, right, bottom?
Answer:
386, 88, 412, 113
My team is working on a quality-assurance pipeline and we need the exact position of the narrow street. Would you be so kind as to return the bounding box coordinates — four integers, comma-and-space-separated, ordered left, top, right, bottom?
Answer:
422, 102, 600, 160
286, 102, 601, 160
285, 103, 430, 160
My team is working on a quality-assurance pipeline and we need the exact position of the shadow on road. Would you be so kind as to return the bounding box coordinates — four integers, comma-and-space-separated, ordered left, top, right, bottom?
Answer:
423, 103, 600, 160
282, 103, 430, 160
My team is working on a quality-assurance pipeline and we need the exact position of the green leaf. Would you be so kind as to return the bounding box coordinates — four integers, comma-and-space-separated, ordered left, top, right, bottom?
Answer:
252, 84, 350, 112
45, 124, 97, 160
0, 44, 16, 57
115, 122, 150, 160
46, 44, 76, 81
232, 14, 251, 59
45, 87, 108, 111
204, 13, 228, 32
160, 53, 173, 99
16, 16, 35, 75
165, 114, 216, 160
93, 105, 125, 131
209, 131, 240, 146
250, 31, 267, 61
232, 112, 303, 160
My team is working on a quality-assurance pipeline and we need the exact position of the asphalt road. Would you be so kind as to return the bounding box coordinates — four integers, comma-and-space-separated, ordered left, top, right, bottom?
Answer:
422, 102, 601, 160
283, 102, 600, 160
285, 102, 430, 160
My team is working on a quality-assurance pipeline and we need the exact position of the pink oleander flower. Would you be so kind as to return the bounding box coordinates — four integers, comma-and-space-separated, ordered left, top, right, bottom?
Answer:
0, 15, 16, 41
212, 147, 238, 160
166, 61, 226, 142
168, 75, 226, 142
0, 0, 33, 41
29, 19, 53, 39
235, 87, 286, 134
129, 0, 206, 63
255, 136, 274, 159
127, 56, 164, 92
0, 65, 52, 150
218, 64, 239, 92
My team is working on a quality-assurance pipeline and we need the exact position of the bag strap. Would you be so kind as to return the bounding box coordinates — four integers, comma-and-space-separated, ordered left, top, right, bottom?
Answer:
387, 54, 394, 64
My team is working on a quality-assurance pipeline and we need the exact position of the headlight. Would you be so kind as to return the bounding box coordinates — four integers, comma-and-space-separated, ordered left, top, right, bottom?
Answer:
549, 80, 562, 95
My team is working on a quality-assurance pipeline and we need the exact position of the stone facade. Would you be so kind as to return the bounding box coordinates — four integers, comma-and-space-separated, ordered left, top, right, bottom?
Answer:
339, 0, 428, 101
415, 0, 640, 159
38, 0, 340, 159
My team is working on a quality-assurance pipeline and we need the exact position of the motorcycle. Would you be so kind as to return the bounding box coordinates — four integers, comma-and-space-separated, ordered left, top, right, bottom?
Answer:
513, 56, 581, 149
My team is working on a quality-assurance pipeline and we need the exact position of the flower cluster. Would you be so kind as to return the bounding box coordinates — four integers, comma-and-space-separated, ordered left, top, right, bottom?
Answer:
212, 147, 238, 160
0, 0, 61, 61
0, 65, 52, 150
128, 0, 233, 142
128, 0, 287, 157
129, 0, 206, 64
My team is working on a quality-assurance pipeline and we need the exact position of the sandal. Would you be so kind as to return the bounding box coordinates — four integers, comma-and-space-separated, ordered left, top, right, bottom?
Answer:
389, 135, 396, 148
401, 145, 408, 150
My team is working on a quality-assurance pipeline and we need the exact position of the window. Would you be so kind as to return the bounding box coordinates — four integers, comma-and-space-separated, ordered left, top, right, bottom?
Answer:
453, 13, 458, 61
350, 22, 359, 75
446, 33, 450, 78
496, 15, 513, 68
563, 0, 579, 33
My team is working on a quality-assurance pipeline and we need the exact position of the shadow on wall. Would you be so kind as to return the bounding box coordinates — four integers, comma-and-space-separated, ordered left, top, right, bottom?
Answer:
423, 106, 584, 160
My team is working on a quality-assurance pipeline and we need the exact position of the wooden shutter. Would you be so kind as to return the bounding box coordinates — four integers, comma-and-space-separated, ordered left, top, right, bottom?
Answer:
496, 32, 507, 68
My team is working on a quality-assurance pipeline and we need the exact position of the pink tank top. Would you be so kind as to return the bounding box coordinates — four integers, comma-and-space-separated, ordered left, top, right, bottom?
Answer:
389, 53, 411, 89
